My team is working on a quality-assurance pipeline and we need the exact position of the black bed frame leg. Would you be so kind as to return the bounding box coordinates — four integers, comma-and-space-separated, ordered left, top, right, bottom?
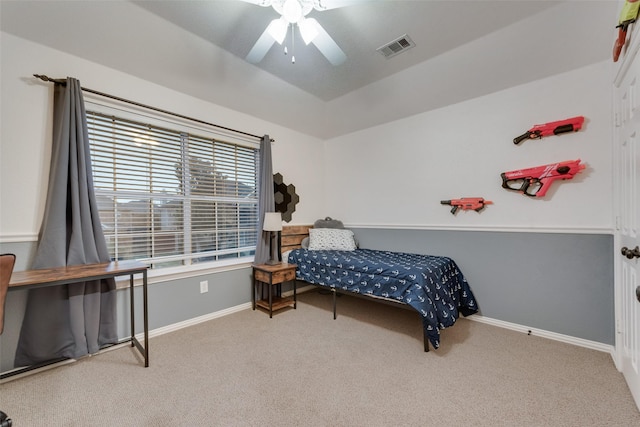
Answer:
332, 289, 337, 320
423, 329, 430, 352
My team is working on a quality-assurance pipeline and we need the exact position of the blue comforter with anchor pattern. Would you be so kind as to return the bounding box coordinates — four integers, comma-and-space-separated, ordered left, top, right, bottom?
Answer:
287, 248, 478, 349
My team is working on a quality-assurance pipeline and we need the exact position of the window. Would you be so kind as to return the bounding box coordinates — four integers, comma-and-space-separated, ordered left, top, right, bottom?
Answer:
87, 111, 259, 270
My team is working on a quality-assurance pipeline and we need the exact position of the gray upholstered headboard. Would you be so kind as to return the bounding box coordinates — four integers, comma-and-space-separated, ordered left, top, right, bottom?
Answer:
312, 217, 345, 229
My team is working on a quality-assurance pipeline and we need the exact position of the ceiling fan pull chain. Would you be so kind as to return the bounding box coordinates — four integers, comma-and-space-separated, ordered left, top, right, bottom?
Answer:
291, 23, 296, 64
283, 23, 290, 57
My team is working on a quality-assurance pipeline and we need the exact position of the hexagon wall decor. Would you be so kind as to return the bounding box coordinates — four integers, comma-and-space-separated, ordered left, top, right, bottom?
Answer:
273, 172, 299, 222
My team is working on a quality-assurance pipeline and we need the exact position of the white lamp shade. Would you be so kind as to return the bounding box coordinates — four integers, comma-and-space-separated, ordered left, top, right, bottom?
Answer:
263, 212, 283, 231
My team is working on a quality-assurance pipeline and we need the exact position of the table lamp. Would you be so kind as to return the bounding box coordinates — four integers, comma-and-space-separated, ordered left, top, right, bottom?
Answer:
263, 212, 282, 265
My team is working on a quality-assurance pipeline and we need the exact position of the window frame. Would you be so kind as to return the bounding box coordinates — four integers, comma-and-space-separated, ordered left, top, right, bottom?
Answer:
84, 97, 260, 280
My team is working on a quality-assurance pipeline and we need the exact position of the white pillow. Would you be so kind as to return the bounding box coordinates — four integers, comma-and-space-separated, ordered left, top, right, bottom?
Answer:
308, 228, 357, 251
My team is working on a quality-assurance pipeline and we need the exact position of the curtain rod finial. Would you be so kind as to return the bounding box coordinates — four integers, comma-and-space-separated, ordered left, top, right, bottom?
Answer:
34, 74, 67, 85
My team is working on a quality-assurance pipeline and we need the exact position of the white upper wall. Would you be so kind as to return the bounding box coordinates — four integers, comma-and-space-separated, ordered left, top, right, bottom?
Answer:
324, 61, 613, 232
0, 32, 325, 241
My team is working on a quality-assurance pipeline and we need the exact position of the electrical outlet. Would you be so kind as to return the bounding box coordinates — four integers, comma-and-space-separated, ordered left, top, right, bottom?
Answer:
200, 280, 208, 293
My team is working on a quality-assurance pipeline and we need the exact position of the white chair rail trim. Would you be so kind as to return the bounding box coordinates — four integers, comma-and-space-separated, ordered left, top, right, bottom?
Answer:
345, 223, 613, 235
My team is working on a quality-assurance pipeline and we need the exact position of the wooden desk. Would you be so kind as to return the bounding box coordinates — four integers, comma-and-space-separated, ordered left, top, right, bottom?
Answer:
5, 260, 149, 376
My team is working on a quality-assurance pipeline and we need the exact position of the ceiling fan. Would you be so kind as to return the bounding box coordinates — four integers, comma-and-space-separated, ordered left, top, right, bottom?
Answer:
241, 0, 364, 65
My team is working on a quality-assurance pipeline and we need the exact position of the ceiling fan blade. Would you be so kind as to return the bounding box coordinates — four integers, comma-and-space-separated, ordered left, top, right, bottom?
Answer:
313, 0, 369, 11
308, 18, 346, 65
246, 26, 277, 63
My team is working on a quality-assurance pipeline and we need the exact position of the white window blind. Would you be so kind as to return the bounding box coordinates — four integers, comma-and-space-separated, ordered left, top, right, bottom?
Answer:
87, 111, 259, 269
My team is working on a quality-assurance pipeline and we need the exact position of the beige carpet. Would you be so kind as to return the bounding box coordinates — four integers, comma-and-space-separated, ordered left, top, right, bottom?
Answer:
1, 289, 639, 426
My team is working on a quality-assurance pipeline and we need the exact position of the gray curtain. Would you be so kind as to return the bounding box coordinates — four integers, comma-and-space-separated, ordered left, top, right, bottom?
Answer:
15, 78, 117, 367
254, 135, 275, 265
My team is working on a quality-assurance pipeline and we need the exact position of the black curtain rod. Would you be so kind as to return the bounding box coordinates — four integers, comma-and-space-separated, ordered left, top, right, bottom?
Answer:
33, 74, 273, 143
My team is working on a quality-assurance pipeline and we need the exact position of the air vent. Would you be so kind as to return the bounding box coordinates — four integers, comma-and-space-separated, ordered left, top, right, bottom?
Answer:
376, 34, 415, 59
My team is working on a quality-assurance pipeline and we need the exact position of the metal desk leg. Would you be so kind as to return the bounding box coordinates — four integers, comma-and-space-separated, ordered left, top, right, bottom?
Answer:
130, 274, 135, 349
142, 270, 149, 367
130, 271, 150, 367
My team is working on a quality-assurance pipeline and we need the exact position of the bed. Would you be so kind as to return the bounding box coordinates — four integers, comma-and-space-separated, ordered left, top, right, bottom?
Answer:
282, 219, 478, 351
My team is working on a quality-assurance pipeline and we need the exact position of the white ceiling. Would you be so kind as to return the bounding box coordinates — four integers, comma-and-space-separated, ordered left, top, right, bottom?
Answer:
0, 0, 617, 139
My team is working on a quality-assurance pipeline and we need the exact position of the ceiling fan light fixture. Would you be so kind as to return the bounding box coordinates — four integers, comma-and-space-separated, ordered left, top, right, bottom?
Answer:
282, 0, 303, 23
267, 17, 288, 44
299, 17, 318, 44
245, 0, 346, 66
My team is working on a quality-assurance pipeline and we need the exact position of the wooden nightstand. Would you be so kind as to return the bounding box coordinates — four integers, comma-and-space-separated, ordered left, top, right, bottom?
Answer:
252, 263, 297, 318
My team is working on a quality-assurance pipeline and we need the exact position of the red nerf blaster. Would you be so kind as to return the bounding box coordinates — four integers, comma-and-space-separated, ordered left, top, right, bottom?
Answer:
440, 198, 492, 214
501, 159, 586, 198
513, 116, 584, 145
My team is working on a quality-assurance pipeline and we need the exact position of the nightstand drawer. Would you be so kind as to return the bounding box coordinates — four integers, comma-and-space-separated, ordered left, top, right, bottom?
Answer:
272, 268, 295, 283
254, 269, 271, 283
254, 266, 295, 284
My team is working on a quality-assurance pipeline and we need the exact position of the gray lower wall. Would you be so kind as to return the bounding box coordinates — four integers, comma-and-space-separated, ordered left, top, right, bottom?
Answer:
1, 228, 614, 371
353, 228, 614, 345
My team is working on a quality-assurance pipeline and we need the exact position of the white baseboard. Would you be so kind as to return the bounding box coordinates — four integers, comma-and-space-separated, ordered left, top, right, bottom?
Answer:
466, 314, 615, 357
135, 284, 317, 341
138, 302, 253, 340
136, 288, 615, 363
